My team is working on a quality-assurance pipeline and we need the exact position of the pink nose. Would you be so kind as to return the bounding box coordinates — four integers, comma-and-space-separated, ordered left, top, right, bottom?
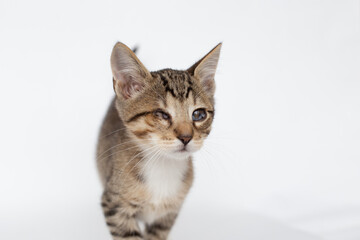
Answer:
177, 135, 192, 145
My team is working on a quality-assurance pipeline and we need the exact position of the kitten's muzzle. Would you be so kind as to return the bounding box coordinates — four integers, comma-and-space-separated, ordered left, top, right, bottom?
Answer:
177, 135, 192, 145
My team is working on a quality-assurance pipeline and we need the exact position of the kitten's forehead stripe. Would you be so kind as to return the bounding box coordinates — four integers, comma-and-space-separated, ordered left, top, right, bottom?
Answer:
185, 87, 192, 99
152, 69, 194, 101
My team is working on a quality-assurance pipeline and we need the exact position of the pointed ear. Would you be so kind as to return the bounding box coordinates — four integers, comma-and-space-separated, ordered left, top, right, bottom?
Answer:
187, 43, 222, 96
111, 42, 151, 99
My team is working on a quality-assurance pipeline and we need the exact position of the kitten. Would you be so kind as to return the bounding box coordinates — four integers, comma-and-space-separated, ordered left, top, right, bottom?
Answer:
97, 42, 222, 240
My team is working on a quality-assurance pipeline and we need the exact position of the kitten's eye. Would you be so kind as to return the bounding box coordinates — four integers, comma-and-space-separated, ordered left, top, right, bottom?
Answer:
192, 109, 207, 121
154, 109, 170, 120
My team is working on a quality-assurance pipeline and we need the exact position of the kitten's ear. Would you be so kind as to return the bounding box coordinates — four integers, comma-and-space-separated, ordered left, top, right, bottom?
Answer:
187, 43, 222, 96
111, 42, 151, 99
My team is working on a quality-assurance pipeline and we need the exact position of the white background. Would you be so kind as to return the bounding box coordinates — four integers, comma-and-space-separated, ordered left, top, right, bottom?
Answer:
1, 0, 359, 239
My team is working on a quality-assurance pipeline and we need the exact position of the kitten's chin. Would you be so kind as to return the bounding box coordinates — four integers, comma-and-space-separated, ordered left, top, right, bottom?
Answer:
168, 143, 203, 160
162, 149, 194, 161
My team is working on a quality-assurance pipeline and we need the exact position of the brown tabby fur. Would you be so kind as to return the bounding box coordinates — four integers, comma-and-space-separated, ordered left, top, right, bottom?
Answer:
97, 42, 221, 240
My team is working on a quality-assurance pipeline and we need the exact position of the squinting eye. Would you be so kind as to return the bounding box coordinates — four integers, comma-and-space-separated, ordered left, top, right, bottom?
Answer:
154, 109, 170, 120
192, 109, 207, 121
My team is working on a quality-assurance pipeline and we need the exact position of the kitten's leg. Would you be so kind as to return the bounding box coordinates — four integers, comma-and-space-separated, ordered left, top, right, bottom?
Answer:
101, 191, 143, 240
144, 212, 178, 240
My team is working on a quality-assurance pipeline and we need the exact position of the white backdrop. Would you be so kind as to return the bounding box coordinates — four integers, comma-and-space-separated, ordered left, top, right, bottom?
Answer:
1, 0, 359, 239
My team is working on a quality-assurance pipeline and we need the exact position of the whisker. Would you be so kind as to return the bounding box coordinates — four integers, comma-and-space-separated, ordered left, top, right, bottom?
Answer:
139, 148, 162, 177
199, 149, 216, 174
98, 127, 128, 139
97, 139, 139, 159
97, 137, 154, 159
127, 147, 159, 175
118, 145, 159, 178
201, 147, 224, 173
97, 145, 140, 163
200, 143, 241, 178
120, 147, 160, 180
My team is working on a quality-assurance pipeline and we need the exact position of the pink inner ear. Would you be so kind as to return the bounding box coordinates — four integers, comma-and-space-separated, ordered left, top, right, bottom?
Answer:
114, 71, 144, 99
122, 79, 143, 99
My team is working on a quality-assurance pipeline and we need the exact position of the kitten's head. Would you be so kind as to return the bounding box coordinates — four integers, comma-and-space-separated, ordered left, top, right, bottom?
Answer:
111, 42, 221, 160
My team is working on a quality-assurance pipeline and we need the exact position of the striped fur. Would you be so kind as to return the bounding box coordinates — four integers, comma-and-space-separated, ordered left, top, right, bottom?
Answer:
97, 42, 221, 239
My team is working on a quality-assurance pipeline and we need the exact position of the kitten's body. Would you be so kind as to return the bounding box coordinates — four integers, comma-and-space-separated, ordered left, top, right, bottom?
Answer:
97, 43, 221, 240
97, 98, 193, 223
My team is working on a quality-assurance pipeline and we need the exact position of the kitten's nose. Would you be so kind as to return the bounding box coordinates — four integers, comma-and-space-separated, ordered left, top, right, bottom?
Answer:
175, 122, 193, 145
177, 135, 192, 145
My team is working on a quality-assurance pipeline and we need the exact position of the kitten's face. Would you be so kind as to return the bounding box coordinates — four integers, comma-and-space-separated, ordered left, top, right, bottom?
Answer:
123, 70, 214, 159
111, 42, 221, 160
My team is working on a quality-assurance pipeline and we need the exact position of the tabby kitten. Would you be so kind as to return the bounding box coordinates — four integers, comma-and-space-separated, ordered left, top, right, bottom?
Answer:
97, 42, 222, 240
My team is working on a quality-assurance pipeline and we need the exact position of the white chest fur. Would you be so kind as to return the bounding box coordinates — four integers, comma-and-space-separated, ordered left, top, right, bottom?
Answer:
141, 156, 189, 205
